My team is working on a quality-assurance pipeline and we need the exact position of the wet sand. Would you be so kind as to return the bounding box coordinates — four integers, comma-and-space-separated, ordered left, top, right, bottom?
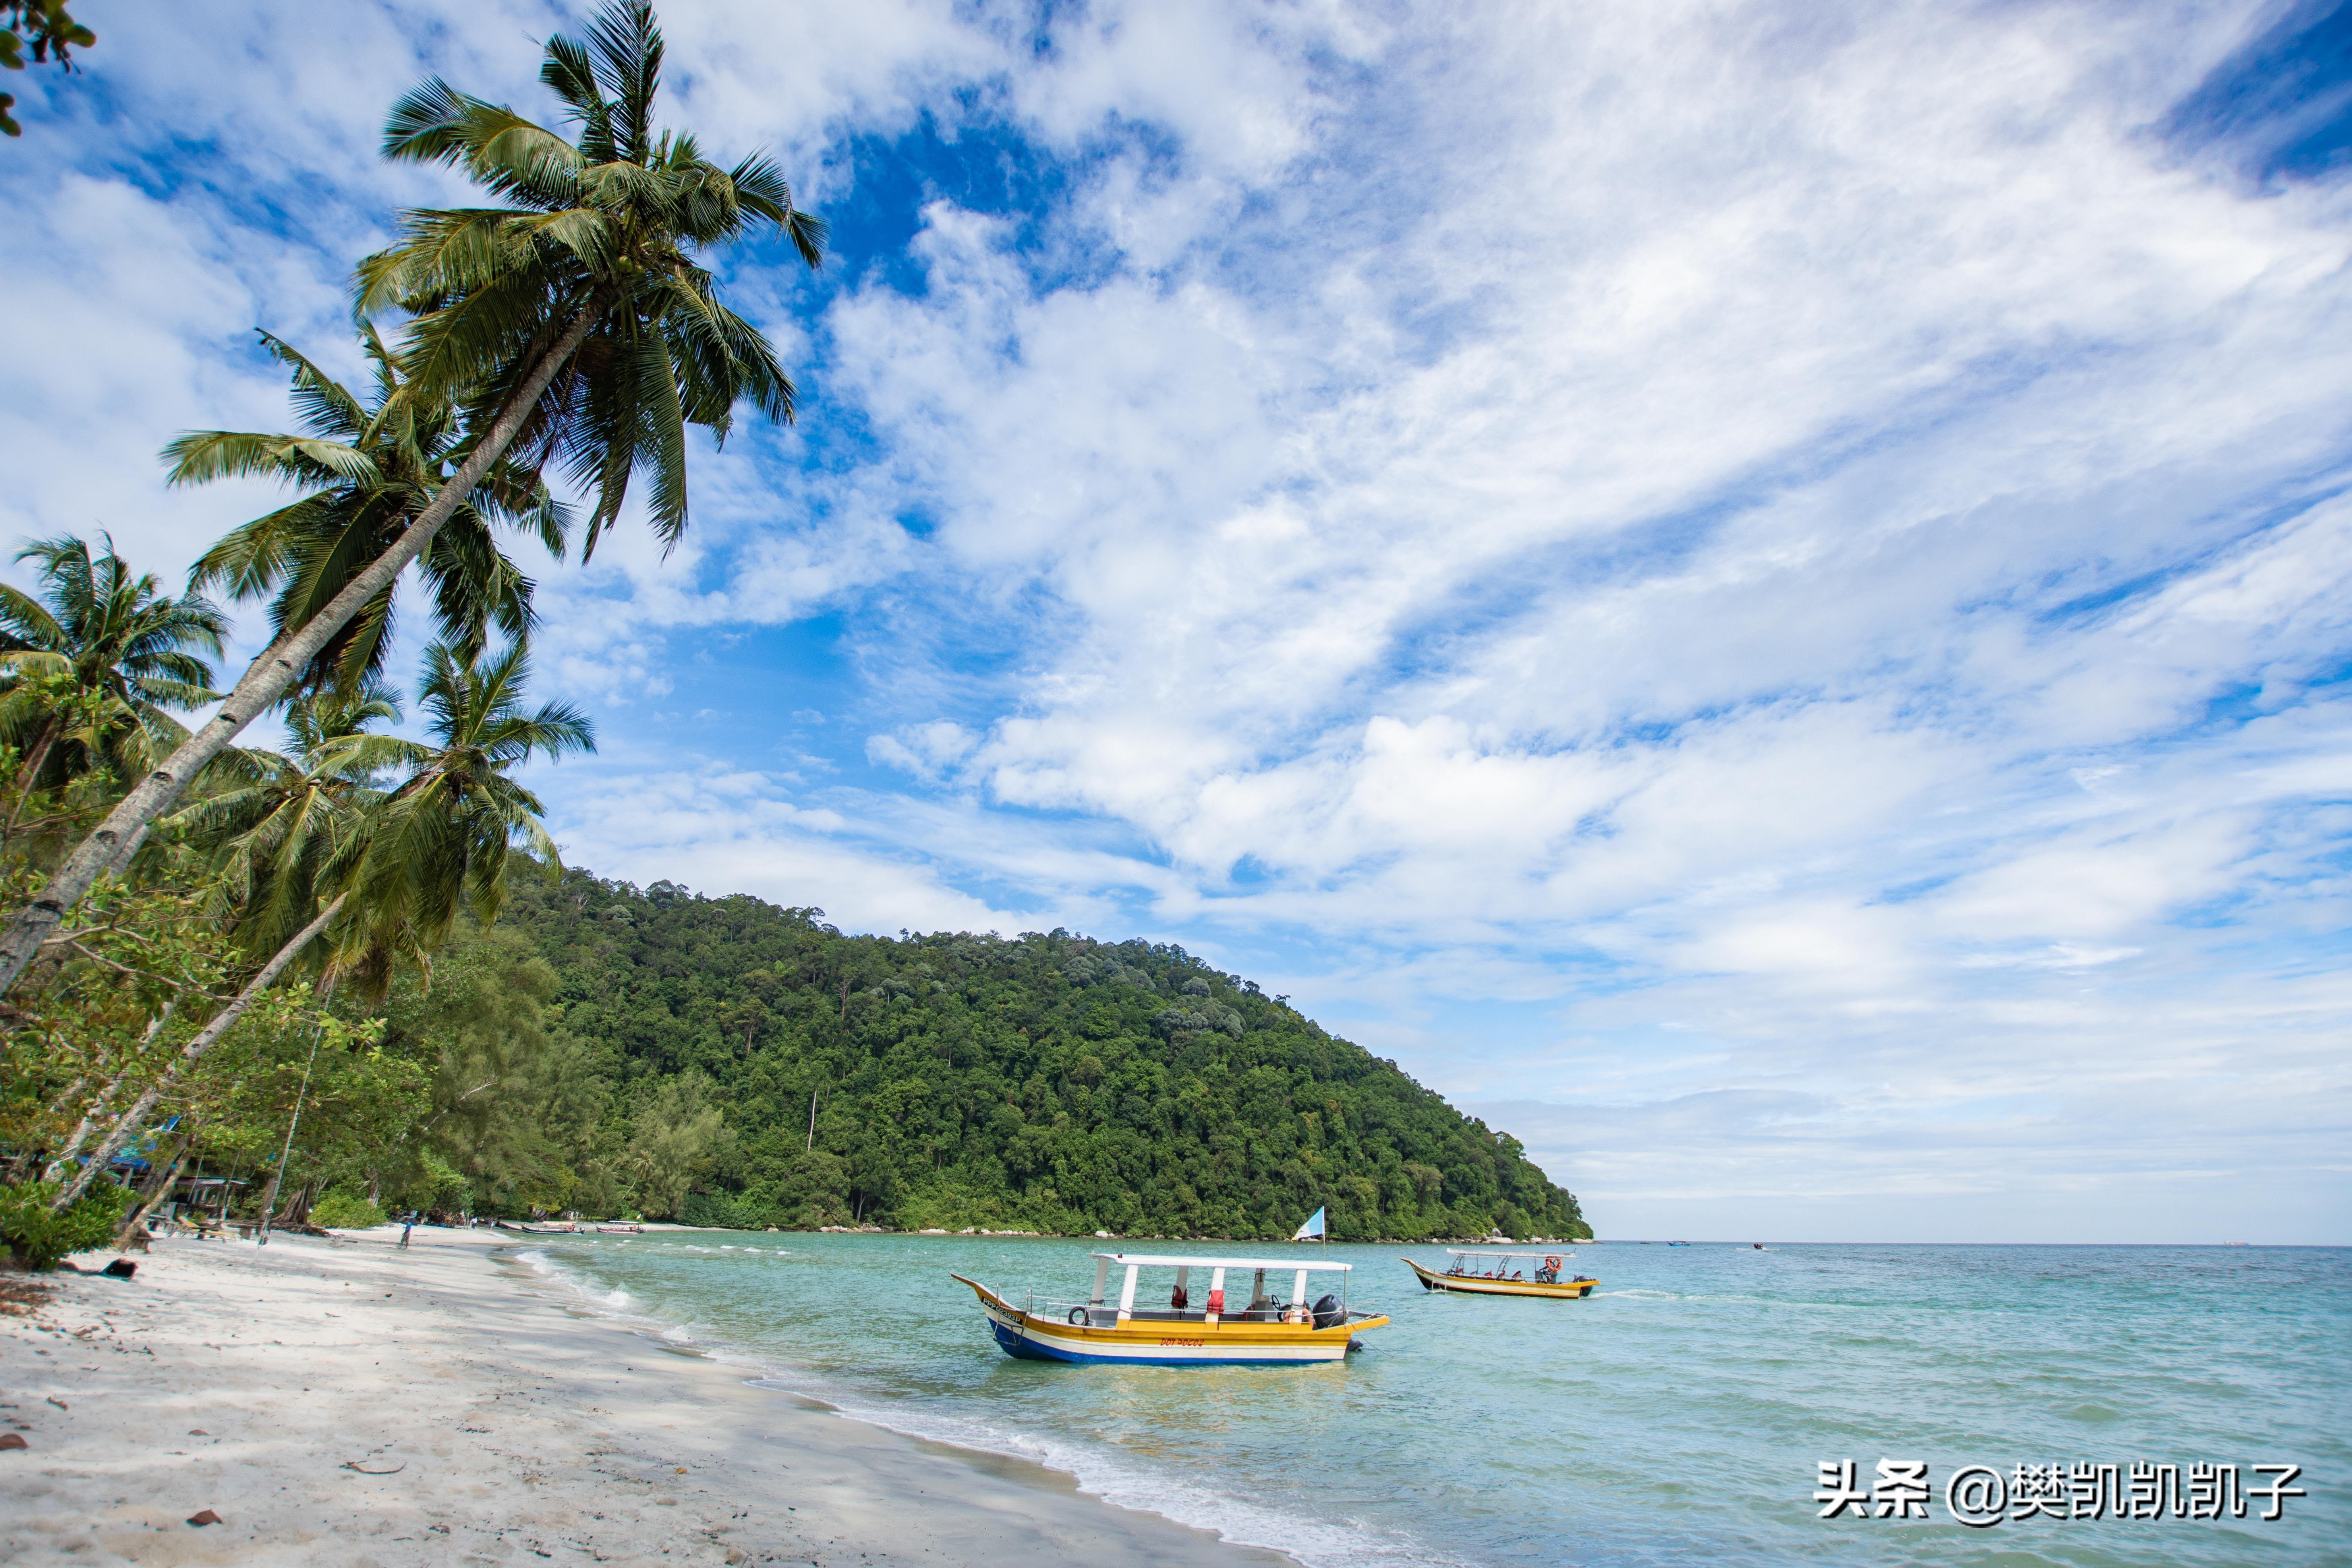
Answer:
0, 1225, 1293, 1567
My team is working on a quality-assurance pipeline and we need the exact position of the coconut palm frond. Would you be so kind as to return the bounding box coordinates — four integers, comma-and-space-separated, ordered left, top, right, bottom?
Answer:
0, 536, 228, 796
359, 0, 821, 561
166, 323, 566, 704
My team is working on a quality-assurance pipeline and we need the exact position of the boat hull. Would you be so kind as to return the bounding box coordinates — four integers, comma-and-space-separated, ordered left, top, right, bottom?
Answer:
952, 1275, 1386, 1366
1403, 1257, 1598, 1298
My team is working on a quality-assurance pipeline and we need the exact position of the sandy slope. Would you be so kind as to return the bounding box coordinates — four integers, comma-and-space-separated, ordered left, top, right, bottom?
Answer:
0, 1226, 1289, 1567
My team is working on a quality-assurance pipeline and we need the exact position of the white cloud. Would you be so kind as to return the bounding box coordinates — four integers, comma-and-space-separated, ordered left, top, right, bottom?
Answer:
542, 752, 1038, 939
868, 719, 980, 781
763, 0, 2352, 1239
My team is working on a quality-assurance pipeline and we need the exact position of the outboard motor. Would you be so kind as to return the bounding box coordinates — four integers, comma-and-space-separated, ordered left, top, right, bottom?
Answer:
1311, 1292, 1343, 1330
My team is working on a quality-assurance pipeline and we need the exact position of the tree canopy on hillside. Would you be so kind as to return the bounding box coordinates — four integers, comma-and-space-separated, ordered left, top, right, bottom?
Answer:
489, 867, 1587, 1241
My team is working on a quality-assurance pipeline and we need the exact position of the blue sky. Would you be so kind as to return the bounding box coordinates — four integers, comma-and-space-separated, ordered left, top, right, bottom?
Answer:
4, 1, 2350, 1243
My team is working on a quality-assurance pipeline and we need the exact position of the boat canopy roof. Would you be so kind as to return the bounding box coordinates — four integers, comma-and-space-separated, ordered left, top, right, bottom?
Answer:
1091, 1252, 1353, 1273
1444, 1247, 1571, 1259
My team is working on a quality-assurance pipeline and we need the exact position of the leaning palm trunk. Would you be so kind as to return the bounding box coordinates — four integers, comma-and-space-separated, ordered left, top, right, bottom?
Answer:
53, 891, 348, 1208
114, 1123, 200, 1249
102, 821, 151, 882
45, 1000, 178, 1177
48, 1072, 128, 1180
0, 302, 602, 1000
6, 715, 62, 808
37, 1075, 86, 1176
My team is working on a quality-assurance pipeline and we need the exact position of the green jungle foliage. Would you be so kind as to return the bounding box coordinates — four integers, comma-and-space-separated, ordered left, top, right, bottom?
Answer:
479, 866, 1588, 1241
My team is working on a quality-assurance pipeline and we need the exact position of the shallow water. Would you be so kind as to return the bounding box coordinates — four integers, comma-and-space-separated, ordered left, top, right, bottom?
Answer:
509, 1235, 2348, 1568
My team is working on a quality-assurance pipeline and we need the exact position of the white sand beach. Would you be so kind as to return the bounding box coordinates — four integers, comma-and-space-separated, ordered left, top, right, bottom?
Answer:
0, 1228, 1291, 1567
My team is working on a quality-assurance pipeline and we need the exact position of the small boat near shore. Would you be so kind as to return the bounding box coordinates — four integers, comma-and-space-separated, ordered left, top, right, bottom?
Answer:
952, 1253, 1388, 1365
1403, 1248, 1598, 1299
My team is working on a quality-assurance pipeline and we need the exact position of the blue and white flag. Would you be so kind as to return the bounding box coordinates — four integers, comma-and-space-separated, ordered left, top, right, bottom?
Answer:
1293, 1206, 1326, 1240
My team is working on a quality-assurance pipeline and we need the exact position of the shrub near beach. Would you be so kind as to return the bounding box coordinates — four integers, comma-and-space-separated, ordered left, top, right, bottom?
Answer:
0, 1180, 131, 1270
306, 1191, 385, 1230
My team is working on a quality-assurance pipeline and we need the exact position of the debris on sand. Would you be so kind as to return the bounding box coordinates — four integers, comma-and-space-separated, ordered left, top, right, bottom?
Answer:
0, 1277, 51, 1317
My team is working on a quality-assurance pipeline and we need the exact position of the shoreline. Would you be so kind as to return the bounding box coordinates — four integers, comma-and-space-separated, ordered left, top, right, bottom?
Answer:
0, 1227, 1293, 1567
500, 1222, 1580, 1245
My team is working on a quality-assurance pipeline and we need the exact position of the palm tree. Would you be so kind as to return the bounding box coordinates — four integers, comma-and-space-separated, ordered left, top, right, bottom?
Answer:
54, 644, 591, 1208
0, 535, 226, 802
367, 0, 823, 556
166, 329, 568, 702
0, 0, 820, 995
169, 682, 416, 1242
163, 681, 411, 967
336, 640, 594, 968
50, 689, 402, 1210
53, 885, 350, 1208
40, 687, 404, 1194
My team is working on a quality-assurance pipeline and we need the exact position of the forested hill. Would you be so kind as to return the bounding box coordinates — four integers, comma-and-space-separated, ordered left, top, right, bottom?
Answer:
476, 866, 1588, 1241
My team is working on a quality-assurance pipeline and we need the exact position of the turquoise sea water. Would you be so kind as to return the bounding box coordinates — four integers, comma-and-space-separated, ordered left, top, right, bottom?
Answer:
510, 1235, 2348, 1568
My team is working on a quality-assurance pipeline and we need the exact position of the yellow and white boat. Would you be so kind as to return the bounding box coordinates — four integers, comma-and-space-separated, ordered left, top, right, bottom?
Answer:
1403, 1247, 1598, 1299
951, 1252, 1388, 1366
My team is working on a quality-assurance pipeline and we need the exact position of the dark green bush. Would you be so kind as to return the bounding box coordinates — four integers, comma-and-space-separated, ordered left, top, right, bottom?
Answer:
0, 1179, 135, 1271
680, 1190, 770, 1229
308, 1191, 387, 1229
